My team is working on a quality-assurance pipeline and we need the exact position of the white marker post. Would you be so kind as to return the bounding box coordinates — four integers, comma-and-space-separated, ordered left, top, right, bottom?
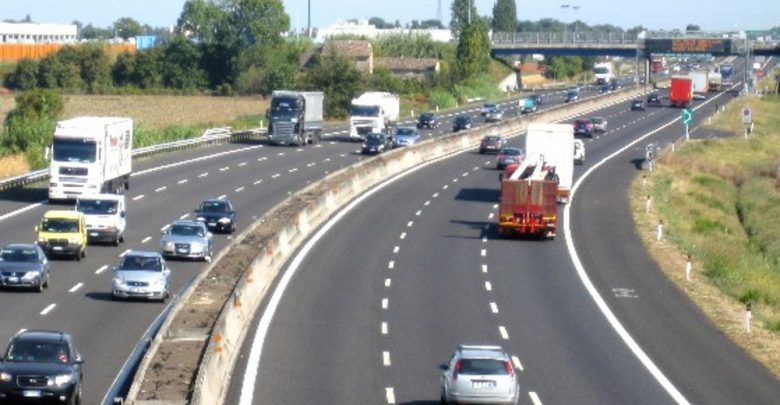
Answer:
685, 254, 692, 281
656, 219, 664, 241
645, 195, 652, 214
745, 303, 752, 334
642, 175, 647, 190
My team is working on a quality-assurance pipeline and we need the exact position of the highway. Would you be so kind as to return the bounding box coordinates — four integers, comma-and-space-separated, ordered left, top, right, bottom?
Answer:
228, 59, 780, 405
0, 84, 603, 404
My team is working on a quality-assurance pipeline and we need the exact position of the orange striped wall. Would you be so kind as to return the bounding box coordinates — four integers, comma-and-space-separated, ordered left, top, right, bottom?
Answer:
0, 43, 136, 61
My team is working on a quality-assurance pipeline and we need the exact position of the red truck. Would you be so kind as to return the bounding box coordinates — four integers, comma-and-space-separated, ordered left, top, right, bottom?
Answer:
497, 177, 558, 239
669, 76, 693, 108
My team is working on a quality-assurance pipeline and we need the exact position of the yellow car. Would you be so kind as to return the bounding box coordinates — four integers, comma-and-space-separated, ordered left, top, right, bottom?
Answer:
35, 210, 88, 260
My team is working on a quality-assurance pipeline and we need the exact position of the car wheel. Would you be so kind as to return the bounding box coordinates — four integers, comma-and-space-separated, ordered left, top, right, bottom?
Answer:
113, 236, 120, 247
43, 273, 49, 288
81, 247, 86, 259
231, 223, 236, 233
36, 279, 44, 293
205, 252, 212, 263
119, 233, 124, 243
75, 249, 82, 261
440, 388, 447, 404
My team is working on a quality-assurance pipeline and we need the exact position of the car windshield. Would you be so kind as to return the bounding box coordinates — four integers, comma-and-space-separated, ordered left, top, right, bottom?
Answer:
199, 201, 229, 213
351, 105, 380, 117
483, 103, 496, 109
170, 225, 204, 237
484, 136, 500, 143
500, 148, 522, 156
0, 248, 38, 263
420, 113, 433, 120
575, 120, 589, 126
77, 199, 118, 215
459, 358, 508, 375
456, 117, 470, 124
5, 341, 69, 363
118, 255, 162, 272
52, 137, 96, 163
270, 96, 300, 120
396, 128, 416, 136
366, 134, 385, 143
40, 218, 79, 233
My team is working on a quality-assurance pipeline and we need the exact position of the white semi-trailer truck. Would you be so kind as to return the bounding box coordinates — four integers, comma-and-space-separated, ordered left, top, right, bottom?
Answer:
48, 116, 132, 201
348, 91, 400, 141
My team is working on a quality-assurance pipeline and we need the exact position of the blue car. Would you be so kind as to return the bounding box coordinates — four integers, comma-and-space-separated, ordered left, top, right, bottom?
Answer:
393, 127, 421, 147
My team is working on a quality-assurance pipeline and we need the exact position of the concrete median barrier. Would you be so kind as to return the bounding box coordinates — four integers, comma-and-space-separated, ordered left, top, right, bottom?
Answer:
124, 85, 646, 405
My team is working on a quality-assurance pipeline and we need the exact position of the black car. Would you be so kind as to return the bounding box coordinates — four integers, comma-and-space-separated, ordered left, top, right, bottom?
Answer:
0, 330, 83, 404
610, 81, 622, 91
195, 198, 237, 233
630, 99, 645, 111
599, 84, 611, 94
0, 243, 50, 292
647, 92, 660, 104
528, 94, 543, 106
361, 133, 393, 155
564, 90, 579, 103
453, 115, 473, 132
416, 112, 439, 129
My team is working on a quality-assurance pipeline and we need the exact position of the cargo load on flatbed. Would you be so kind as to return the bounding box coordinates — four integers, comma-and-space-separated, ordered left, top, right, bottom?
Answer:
498, 175, 558, 239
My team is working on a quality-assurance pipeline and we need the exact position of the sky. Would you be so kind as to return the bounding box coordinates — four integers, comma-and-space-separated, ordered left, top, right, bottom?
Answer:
1, 0, 778, 33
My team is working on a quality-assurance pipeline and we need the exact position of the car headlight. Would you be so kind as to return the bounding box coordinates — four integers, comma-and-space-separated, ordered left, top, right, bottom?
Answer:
53, 374, 73, 386
163, 241, 174, 250
112, 277, 124, 287
23, 271, 39, 280
190, 242, 204, 252
152, 278, 166, 287
0, 371, 11, 382
38, 237, 46, 243
218, 217, 231, 224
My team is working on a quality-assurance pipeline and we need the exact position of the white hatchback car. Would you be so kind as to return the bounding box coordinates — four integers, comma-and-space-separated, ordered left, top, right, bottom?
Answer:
440, 345, 519, 404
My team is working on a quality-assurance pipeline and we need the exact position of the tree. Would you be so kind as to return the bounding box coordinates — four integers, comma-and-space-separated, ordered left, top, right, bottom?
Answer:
2, 89, 63, 168
231, 0, 290, 48
301, 52, 364, 119
455, 17, 491, 81
79, 24, 112, 40
77, 44, 112, 93
5, 59, 40, 91
492, 0, 517, 32
369, 17, 394, 29
160, 36, 208, 90
685, 24, 701, 32
113, 17, 144, 40
177, 0, 227, 44
450, 0, 478, 39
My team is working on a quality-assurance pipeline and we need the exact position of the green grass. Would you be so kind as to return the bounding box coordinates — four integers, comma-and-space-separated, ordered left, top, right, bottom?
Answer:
648, 90, 780, 331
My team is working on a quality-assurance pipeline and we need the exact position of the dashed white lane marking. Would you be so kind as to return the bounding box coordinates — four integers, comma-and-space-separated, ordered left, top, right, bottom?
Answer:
388, 261, 395, 269
253, 180, 263, 185
288, 168, 298, 173
400, 232, 406, 240
69, 283, 83, 293
219, 166, 230, 171
324, 158, 331, 162
512, 355, 524, 371
155, 186, 167, 192
529, 391, 543, 405
432, 193, 439, 198
218, 194, 227, 200
238, 162, 247, 167
442, 185, 449, 190
415, 210, 422, 216
493, 204, 499, 209
177, 179, 188, 185
161, 224, 171, 232
490, 302, 499, 314
119, 249, 130, 257
257, 157, 267, 162
381, 322, 388, 335
462, 172, 468, 177
95, 265, 108, 274
485, 281, 492, 291
499, 326, 509, 340
452, 178, 459, 183
340, 153, 347, 158
180, 213, 189, 220
40, 304, 56, 316
132, 195, 144, 201
482, 264, 488, 273
424, 200, 430, 206
382, 298, 388, 309
383, 351, 391, 366
199, 172, 209, 178
393, 246, 400, 254
141, 236, 151, 244
407, 221, 414, 227
385, 278, 392, 287
277, 152, 285, 157
385, 387, 396, 404
488, 212, 495, 219
481, 249, 487, 257
235, 187, 245, 192
271, 173, 281, 178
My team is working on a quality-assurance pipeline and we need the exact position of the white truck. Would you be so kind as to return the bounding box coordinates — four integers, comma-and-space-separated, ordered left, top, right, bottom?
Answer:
76, 193, 127, 246
593, 62, 614, 84
267, 91, 324, 146
348, 91, 400, 141
708, 70, 723, 92
689, 70, 710, 100
525, 123, 575, 203
48, 117, 132, 201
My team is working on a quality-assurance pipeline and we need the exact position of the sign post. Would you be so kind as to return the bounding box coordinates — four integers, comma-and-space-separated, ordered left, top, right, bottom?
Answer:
742, 107, 752, 138
681, 109, 692, 140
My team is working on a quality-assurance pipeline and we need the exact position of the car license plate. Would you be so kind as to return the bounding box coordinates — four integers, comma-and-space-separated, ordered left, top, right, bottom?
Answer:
53, 246, 63, 251
208, 222, 216, 227
90, 232, 99, 237
177, 248, 187, 253
131, 288, 145, 293
23, 390, 42, 397
471, 381, 496, 389
7, 276, 19, 283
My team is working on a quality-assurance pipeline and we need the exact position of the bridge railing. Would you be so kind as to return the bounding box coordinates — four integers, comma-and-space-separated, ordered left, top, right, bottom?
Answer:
492, 31, 639, 45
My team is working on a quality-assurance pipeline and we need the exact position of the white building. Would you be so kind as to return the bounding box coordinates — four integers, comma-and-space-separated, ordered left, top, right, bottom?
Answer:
317, 19, 452, 43
0, 22, 78, 44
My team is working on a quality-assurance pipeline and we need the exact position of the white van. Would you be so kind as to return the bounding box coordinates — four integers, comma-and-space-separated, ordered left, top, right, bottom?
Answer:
574, 139, 586, 165
76, 194, 127, 246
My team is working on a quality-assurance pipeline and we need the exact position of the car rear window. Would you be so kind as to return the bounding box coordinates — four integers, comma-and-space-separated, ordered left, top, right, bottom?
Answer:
590, 118, 603, 124
459, 359, 508, 375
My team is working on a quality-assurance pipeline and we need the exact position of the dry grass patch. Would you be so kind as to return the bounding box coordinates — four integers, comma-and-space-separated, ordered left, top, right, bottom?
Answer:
0, 153, 30, 179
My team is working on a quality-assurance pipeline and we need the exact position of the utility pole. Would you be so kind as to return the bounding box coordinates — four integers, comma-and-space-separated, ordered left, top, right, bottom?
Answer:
437, 0, 442, 25
572, 5, 580, 42
561, 4, 570, 41
307, 0, 311, 38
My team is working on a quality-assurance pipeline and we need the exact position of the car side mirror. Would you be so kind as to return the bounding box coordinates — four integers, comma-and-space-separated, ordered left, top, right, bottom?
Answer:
439, 363, 449, 371
73, 354, 83, 364
164, 269, 171, 276
207, 232, 213, 239
120, 211, 126, 218
34, 225, 39, 232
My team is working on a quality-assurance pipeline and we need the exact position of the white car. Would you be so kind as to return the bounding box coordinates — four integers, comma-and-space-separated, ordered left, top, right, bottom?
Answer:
111, 251, 171, 302
76, 194, 126, 246
440, 345, 519, 404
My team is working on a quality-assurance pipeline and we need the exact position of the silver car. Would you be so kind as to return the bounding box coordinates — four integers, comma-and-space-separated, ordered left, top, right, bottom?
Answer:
160, 220, 213, 262
440, 345, 519, 404
0, 243, 50, 292
590, 116, 608, 133
484, 107, 504, 122
111, 251, 170, 301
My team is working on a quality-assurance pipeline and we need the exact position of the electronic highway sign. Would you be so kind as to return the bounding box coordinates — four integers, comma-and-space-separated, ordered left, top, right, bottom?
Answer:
645, 38, 733, 55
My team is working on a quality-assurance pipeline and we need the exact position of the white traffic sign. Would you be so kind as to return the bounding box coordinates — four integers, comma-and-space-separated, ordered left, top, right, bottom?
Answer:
742, 107, 752, 125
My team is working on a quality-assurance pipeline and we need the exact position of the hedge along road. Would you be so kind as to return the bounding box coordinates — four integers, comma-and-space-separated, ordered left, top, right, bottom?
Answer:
0, 85, 607, 405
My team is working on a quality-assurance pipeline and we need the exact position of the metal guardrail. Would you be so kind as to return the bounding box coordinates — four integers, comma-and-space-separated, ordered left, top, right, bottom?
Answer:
0, 126, 266, 192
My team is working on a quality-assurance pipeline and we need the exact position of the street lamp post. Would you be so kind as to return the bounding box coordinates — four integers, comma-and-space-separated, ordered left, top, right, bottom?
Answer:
572, 5, 580, 43
560, 4, 570, 42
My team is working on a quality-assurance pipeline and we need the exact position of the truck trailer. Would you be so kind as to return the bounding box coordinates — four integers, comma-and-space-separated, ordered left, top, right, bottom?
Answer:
348, 92, 400, 141
267, 91, 323, 146
669, 76, 693, 108
524, 123, 574, 203
689, 71, 710, 99
497, 158, 559, 239
48, 117, 132, 201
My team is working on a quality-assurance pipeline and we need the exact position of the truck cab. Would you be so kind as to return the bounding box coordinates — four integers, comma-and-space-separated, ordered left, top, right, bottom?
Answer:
35, 210, 88, 260
267, 91, 323, 146
77, 194, 126, 246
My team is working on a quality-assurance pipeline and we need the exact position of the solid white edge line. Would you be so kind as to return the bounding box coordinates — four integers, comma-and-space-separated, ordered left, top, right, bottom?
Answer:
559, 87, 736, 405
237, 146, 473, 405
529, 391, 543, 405
385, 387, 396, 404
